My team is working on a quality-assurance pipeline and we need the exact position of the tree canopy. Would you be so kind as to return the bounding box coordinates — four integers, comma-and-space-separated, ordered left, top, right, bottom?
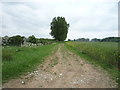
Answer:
50, 16, 69, 41
28, 35, 37, 43
9, 35, 24, 45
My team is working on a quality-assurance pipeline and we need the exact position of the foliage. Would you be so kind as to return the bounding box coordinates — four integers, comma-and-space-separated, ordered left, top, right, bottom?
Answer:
2, 36, 9, 46
68, 39, 71, 41
9, 35, 24, 46
69, 37, 120, 42
28, 35, 37, 44
91, 38, 101, 42
101, 37, 120, 42
74, 38, 90, 42
50, 16, 69, 41
2, 35, 57, 46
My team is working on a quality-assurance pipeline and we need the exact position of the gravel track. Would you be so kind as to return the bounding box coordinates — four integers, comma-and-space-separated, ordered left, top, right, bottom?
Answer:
3, 44, 117, 88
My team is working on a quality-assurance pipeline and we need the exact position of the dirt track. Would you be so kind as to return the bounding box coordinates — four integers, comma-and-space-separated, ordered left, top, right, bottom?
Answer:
3, 44, 118, 88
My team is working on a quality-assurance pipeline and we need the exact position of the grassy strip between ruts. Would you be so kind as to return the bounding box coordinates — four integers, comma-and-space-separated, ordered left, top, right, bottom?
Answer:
2, 43, 58, 83
65, 42, 119, 84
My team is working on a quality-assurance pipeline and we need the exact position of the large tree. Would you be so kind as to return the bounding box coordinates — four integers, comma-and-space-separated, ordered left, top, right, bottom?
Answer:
50, 16, 69, 41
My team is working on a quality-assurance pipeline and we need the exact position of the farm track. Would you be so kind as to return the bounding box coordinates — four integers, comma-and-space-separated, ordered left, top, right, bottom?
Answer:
3, 44, 117, 88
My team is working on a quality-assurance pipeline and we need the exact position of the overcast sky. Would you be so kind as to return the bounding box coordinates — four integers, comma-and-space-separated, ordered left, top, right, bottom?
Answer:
1, 0, 119, 40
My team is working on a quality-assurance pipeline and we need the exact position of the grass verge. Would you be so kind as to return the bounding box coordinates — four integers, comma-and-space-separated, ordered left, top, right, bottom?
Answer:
65, 42, 119, 85
2, 43, 57, 83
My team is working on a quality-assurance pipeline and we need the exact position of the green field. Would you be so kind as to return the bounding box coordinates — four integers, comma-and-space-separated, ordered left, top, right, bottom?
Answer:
2, 43, 57, 83
65, 41, 119, 83
2, 41, 119, 84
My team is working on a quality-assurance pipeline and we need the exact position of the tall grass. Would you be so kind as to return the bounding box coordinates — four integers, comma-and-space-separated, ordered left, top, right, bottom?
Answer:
65, 42, 119, 83
2, 49, 14, 61
66, 42, 118, 68
2, 44, 57, 83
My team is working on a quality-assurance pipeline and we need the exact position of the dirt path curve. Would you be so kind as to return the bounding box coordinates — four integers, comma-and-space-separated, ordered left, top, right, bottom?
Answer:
3, 44, 117, 88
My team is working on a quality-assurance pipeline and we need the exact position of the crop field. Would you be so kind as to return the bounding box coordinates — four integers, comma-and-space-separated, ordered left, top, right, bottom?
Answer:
2, 43, 57, 83
65, 41, 119, 83
2, 42, 119, 88
66, 42, 118, 67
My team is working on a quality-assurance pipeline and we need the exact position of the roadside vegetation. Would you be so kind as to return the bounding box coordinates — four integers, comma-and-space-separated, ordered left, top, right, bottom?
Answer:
65, 41, 119, 84
1, 15, 120, 86
2, 43, 57, 83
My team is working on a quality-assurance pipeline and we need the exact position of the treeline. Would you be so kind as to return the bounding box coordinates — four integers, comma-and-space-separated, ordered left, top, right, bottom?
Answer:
1, 35, 120, 46
1, 35, 56, 46
68, 37, 120, 42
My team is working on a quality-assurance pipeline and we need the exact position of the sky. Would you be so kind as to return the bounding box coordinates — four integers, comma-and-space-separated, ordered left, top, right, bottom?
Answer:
1, 0, 119, 40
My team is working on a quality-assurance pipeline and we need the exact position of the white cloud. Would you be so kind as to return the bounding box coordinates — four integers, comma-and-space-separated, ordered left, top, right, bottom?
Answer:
1, 0, 118, 39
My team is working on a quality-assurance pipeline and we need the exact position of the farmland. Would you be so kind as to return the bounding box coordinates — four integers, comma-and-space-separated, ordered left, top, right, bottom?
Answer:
2, 42, 119, 88
66, 42, 118, 67
65, 42, 119, 83
1, 0, 119, 88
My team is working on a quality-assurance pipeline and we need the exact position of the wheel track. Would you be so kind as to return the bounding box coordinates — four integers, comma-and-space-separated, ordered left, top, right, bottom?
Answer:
3, 44, 118, 88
